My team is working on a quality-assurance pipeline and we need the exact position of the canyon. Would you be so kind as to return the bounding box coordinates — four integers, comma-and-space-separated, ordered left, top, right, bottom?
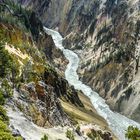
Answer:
0, 0, 140, 140
17, 0, 140, 124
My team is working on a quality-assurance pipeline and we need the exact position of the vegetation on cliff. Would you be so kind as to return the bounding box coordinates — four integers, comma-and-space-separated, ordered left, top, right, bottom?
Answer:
126, 126, 140, 140
0, 86, 21, 140
0, 37, 21, 140
0, 0, 43, 41
41, 135, 48, 140
66, 129, 75, 140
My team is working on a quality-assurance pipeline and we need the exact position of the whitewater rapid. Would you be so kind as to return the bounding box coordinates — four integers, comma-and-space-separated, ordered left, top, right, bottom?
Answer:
44, 27, 140, 140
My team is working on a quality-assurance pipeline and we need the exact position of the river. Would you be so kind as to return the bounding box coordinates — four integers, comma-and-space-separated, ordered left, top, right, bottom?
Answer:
44, 27, 140, 140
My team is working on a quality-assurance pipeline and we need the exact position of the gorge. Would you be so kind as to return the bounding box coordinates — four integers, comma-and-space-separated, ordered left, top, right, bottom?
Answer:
18, 0, 140, 124
0, 0, 140, 140
44, 28, 140, 140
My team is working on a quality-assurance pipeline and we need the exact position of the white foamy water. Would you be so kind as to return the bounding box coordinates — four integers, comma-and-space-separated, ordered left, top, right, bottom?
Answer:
44, 27, 140, 140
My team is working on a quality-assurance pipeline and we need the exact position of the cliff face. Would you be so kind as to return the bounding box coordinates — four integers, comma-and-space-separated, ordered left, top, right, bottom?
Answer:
64, 0, 140, 123
17, 0, 140, 123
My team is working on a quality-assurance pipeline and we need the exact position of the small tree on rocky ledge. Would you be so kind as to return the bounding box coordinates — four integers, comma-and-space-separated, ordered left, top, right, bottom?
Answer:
41, 135, 48, 140
66, 129, 75, 140
125, 126, 140, 140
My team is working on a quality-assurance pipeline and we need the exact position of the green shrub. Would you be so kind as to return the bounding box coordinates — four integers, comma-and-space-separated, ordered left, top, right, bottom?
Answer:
0, 105, 9, 123
87, 132, 96, 140
0, 120, 8, 131
0, 120, 22, 140
0, 43, 13, 78
75, 125, 80, 135
87, 129, 100, 140
1, 79, 13, 98
125, 126, 140, 140
66, 129, 75, 140
0, 90, 5, 105
0, 106, 22, 140
41, 134, 48, 140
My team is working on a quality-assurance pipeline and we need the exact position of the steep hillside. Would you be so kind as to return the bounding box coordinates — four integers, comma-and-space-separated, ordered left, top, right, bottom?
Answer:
21, 0, 140, 124
0, 1, 116, 140
0, 0, 83, 126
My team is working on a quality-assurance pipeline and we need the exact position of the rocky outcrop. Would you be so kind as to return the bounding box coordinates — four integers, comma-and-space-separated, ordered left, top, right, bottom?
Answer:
43, 66, 84, 107
37, 29, 68, 73
11, 81, 70, 127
